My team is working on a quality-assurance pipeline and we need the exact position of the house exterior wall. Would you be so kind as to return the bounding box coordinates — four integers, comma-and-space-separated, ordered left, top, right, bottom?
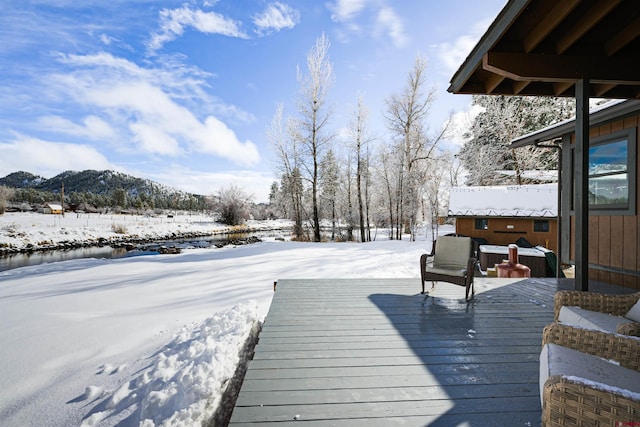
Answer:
564, 112, 640, 290
455, 217, 558, 253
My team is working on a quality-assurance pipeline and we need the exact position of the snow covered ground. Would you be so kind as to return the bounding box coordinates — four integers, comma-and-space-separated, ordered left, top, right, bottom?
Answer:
0, 213, 446, 427
0, 212, 291, 251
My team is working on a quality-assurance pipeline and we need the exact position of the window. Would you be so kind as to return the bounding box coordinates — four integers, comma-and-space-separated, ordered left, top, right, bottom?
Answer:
534, 220, 549, 232
571, 128, 636, 215
475, 218, 488, 230
589, 139, 629, 208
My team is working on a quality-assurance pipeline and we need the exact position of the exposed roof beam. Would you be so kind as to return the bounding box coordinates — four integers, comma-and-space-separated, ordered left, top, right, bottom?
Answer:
483, 52, 640, 84
605, 15, 640, 55
593, 83, 618, 97
556, 0, 621, 54
553, 81, 575, 96
484, 73, 505, 93
512, 80, 530, 94
523, 0, 581, 53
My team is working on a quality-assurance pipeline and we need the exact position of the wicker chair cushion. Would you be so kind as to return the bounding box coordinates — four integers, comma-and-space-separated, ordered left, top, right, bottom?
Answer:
540, 343, 640, 406
626, 299, 640, 323
432, 236, 472, 270
558, 306, 630, 333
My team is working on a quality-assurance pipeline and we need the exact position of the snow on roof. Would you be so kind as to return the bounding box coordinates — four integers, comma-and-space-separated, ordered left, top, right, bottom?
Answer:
448, 184, 557, 217
495, 170, 558, 182
45, 203, 63, 210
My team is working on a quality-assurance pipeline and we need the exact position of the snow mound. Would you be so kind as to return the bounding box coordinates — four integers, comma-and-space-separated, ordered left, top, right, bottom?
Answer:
81, 301, 260, 427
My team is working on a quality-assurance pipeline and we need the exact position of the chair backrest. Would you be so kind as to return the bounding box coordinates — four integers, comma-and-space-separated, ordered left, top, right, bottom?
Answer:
433, 236, 472, 270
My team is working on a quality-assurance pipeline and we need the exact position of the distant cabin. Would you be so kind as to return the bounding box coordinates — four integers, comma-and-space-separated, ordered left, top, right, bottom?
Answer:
448, 184, 558, 253
39, 203, 63, 215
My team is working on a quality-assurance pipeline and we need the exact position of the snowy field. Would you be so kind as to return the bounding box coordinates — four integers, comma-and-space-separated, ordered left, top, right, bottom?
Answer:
0, 212, 447, 427
0, 212, 291, 251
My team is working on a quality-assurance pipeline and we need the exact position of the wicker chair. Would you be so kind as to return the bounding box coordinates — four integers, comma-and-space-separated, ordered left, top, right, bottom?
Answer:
419, 235, 477, 300
540, 323, 640, 426
554, 290, 640, 336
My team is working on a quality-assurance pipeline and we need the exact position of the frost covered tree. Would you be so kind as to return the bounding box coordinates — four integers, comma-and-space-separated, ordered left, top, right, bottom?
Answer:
459, 95, 574, 186
384, 55, 443, 240
212, 185, 253, 226
422, 152, 460, 243
0, 185, 14, 214
289, 33, 335, 242
378, 142, 400, 238
348, 94, 373, 242
319, 149, 340, 240
268, 104, 304, 239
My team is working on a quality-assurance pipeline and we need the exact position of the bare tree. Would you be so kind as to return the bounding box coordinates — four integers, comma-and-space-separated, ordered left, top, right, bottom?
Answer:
348, 94, 374, 242
319, 149, 340, 240
423, 154, 458, 243
212, 185, 253, 226
290, 33, 335, 242
378, 143, 399, 238
384, 55, 441, 240
268, 104, 304, 238
0, 185, 14, 214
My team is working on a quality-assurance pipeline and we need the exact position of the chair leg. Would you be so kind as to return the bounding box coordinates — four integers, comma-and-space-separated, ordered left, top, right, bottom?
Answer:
419, 254, 428, 294
465, 277, 475, 301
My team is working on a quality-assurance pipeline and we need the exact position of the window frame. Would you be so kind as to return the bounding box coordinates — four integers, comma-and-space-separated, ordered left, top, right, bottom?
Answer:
570, 127, 637, 216
474, 218, 489, 230
533, 219, 550, 233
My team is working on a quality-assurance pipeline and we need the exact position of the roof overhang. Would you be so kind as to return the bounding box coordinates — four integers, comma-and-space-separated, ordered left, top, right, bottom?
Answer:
511, 99, 640, 147
448, 0, 640, 99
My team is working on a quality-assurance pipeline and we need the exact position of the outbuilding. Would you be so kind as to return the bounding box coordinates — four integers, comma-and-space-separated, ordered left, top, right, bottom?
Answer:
448, 184, 558, 253
39, 203, 63, 215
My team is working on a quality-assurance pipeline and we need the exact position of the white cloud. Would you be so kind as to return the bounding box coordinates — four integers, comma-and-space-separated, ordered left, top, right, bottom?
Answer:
38, 115, 116, 140
99, 33, 116, 45
148, 6, 248, 52
52, 53, 260, 166
0, 135, 116, 178
328, 0, 368, 22
129, 122, 181, 156
375, 6, 407, 48
142, 167, 275, 202
253, 3, 300, 35
437, 18, 493, 76
326, 1, 407, 47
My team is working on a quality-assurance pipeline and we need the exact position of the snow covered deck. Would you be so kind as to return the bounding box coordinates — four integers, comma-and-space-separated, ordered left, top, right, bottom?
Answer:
229, 278, 630, 426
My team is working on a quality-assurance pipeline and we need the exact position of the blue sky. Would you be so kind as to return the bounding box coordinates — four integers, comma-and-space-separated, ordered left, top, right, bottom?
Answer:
0, 0, 506, 202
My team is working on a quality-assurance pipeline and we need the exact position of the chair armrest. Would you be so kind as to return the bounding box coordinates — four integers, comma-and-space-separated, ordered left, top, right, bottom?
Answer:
618, 321, 640, 337
542, 323, 640, 372
553, 290, 640, 321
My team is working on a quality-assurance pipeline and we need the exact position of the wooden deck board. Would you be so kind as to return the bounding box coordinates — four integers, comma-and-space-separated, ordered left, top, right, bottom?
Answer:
228, 277, 629, 425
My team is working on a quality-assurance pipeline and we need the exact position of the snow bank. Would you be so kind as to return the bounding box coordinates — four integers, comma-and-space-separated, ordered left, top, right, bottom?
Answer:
80, 302, 260, 427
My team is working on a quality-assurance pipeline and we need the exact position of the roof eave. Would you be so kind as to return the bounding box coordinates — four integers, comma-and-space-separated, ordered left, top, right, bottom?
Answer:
511, 99, 640, 148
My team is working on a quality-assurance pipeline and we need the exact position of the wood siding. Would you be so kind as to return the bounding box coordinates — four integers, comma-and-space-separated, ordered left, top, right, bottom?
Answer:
455, 217, 558, 253
567, 113, 640, 290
